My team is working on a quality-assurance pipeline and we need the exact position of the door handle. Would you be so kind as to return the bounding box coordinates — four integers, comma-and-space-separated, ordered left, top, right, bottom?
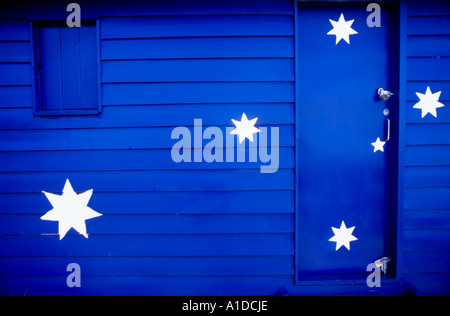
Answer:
384, 118, 390, 142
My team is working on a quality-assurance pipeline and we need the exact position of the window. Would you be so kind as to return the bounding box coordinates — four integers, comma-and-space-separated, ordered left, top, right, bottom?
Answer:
32, 21, 100, 115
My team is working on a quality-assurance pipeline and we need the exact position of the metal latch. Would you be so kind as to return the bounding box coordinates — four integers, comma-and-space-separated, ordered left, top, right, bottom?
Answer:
374, 257, 391, 275
378, 88, 394, 101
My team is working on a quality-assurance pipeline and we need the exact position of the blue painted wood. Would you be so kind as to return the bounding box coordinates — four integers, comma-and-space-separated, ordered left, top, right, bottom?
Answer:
26, 3, 99, 21
408, 1, 450, 16
404, 252, 450, 273
0, 19, 29, 40
0, 42, 30, 62
406, 124, 450, 145
103, 82, 294, 105
404, 210, 450, 230
407, 58, 450, 81
0, 64, 32, 85
0, 170, 294, 193
407, 36, 450, 57
0, 148, 295, 171
38, 24, 99, 112
0, 190, 295, 215
404, 230, 450, 252
0, 214, 294, 235
407, 82, 450, 102
60, 27, 82, 109
0, 234, 294, 257
0, 86, 32, 108
39, 26, 63, 110
101, 37, 294, 60
296, 4, 397, 277
0, 103, 294, 129
405, 166, 450, 188
100, 0, 293, 17
406, 103, 450, 124
101, 15, 294, 39
405, 187, 450, 210
101, 59, 294, 83
396, 0, 408, 281
80, 25, 99, 109
404, 273, 450, 295
0, 275, 417, 296
406, 145, 450, 166
0, 125, 294, 150
407, 16, 450, 35
0, 255, 294, 277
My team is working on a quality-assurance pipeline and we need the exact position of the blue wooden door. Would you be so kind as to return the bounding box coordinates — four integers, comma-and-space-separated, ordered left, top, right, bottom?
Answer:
296, 4, 398, 277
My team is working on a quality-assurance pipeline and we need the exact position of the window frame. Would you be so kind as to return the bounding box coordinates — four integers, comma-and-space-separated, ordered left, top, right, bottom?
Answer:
30, 19, 102, 116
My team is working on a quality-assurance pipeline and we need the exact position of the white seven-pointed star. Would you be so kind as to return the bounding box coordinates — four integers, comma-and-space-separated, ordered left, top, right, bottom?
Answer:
41, 179, 102, 240
371, 137, 386, 153
413, 86, 445, 118
230, 112, 261, 144
327, 13, 358, 45
329, 221, 358, 251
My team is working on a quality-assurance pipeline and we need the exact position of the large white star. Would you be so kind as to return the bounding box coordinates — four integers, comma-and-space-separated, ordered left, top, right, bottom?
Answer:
371, 137, 386, 153
413, 86, 445, 118
41, 179, 102, 240
328, 221, 358, 251
230, 112, 261, 144
327, 13, 358, 45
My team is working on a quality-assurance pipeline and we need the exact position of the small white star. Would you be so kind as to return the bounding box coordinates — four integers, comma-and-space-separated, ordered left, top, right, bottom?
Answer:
329, 221, 358, 251
327, 13, 358, 45
413, 86, 445, 118
230, 112, 261, 144
41, 179, 102, 240
371, 137, 386, 153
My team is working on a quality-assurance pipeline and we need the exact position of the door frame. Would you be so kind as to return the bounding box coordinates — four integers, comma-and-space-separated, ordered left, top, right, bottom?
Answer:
293, 0, 407, 285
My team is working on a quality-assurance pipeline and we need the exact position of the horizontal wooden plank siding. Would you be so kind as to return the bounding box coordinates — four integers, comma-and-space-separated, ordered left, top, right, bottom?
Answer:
102, 82, 295, 105
0, 234, 295, 257
0, 18, 32, 110
0, 149, 295, 171
101, 37, 294, 59
100, 15, 294, 39
0, 64, 32, 85
0, 170, 295, 193
403, 1, 450, 295
405, 166, 450, 188
0, 256, 295, 277
0, 86, 33, 108
0, 42, 31, 62
0, 0, 296, 296
0, 125, 294, 150
0, 191, 295, 215
0, 213, 295, 235
0, 103, 294, 129
101, 59, 295, 83
0, 19, 29, 40
100, 0, 294, 17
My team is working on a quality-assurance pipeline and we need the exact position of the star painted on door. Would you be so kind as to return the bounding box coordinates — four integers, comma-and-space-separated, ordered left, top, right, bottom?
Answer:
329, 221, 358, 251
41, 179, 102, 240
413, 86, 445, 118
230, 112, 261, 144
327, 13, 358, 45
371, 137, 386, 153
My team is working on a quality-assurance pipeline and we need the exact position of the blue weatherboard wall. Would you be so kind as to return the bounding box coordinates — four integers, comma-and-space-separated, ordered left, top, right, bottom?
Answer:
401, 1, 450, 295
0, 0, 448, 296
